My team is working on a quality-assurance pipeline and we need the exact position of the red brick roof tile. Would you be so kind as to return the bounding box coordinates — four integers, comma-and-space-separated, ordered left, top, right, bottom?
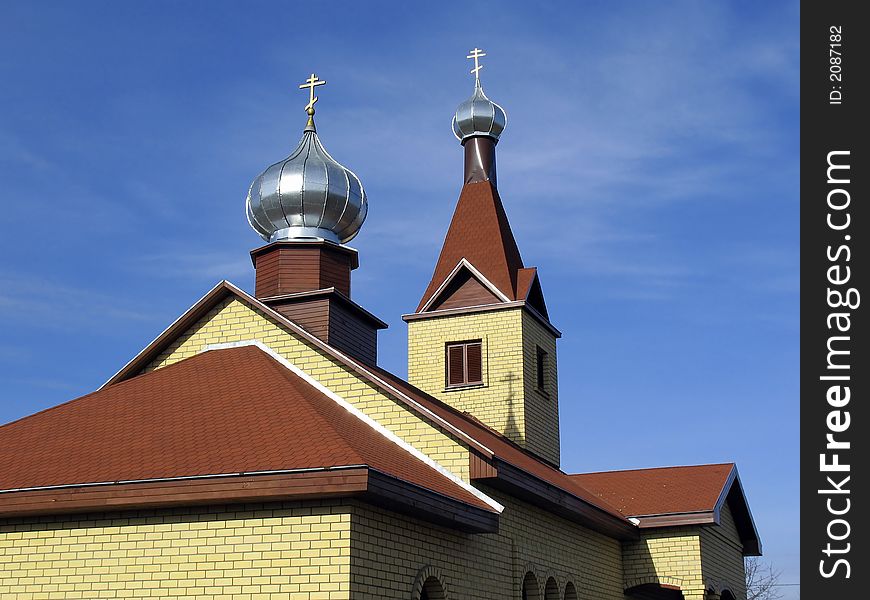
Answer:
0, 345, 491, 511
569, 464, 735, 517
418, 181, 525, 310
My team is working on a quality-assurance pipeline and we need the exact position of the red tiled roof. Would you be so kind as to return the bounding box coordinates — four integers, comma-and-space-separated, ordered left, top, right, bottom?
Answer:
0, 345, 492, 512
569, 464, 735, 517
418, 181, 526, 310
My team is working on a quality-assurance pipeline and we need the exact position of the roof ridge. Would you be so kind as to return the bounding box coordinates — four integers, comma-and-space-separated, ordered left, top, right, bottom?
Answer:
251, 347, 370, 468
571, 463, 735, 477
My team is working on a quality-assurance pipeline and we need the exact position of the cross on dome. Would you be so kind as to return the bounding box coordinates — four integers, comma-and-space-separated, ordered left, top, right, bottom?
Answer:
452, 49, 506, 143
466, 47, 486, 81
299, 73, 326, 114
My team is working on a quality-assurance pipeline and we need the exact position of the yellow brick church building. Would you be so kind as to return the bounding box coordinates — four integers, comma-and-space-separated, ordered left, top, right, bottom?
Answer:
0, 54, 760, 600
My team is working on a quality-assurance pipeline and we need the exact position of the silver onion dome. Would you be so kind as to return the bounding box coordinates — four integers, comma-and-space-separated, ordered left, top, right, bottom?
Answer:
246, 78, 367, 245
451, 79, 507, 143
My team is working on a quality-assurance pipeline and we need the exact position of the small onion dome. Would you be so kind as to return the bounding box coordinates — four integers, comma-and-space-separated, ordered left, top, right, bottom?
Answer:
452, 80, 507, 143
246, 115, 367, 245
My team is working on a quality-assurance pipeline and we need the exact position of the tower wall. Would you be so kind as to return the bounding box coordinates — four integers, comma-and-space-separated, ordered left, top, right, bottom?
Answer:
407, 306, 560, 465
521, 310, 561, 465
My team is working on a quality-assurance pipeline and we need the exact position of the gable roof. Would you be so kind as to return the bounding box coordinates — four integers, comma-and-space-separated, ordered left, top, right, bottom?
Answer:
417, 181, 525, 311
421, 258, 510, 313
571, 464, 762, 555
97, 280, 632, 536
0, 344, 498, 527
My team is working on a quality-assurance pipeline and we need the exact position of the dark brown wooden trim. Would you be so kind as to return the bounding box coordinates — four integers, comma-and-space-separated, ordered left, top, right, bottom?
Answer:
250, 240, 359, 269
260, 287, 388, 329
251, 242, 357, 298
365, 469, 498, 534
403, 301, 561, 338
522, 303, 562, 338
404, 301, 524, 321
469, 452, 498, 479
0, 468, 498, 534
634, 511, 717, 528
0, 469, 370, 518
718, 469, 763, 556
473, 458, 638, 540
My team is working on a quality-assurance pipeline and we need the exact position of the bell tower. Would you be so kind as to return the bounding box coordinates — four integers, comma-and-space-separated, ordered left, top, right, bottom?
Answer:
404, 50, 562, 466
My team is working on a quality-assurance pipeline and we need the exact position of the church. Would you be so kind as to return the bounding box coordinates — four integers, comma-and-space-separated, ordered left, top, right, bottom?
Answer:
0, 51, 760, 600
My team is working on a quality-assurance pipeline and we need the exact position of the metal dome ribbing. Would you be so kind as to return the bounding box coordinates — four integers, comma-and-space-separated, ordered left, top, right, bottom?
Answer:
452, 80, 507, 143
246, 74, 367, 245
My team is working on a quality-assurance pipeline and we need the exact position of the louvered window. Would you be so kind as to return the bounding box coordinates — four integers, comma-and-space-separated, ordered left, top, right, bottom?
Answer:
446, 341, 483, 387
536, 345, 548, 393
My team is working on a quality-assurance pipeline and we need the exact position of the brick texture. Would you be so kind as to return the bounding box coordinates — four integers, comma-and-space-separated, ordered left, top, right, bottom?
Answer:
622, 505, 749, 600
407, 307, 560, 466
0, 501, 351, 599
349, 486, 623, 600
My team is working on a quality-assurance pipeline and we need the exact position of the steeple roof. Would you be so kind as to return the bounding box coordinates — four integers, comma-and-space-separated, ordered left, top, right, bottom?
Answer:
417, 181, 526, 311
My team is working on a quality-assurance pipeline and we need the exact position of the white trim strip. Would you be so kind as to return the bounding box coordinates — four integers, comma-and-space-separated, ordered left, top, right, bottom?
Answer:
420, 258, 511, 312
205, 339, 504, 513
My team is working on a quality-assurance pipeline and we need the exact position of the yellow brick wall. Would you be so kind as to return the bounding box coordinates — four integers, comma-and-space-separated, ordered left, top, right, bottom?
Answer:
144, 297, 471, 481
520, 311, 560, 466
0, 501, 351, 599
622, 527, 705, 600
349, 486, 624, 600
700, 503, 747, 600
407, 307, 560, 465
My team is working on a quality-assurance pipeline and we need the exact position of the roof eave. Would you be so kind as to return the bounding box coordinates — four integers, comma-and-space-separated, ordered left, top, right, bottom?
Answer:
0, 467, 498, 534
403, 301, 561, 337
473, 458, 638, 540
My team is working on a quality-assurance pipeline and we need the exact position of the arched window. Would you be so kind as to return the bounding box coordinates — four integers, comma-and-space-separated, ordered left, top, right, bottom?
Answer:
720, 590, 736, 600
522, 572, 540, 600
544, 577, 560, 600
420, 575, 446, 600
563, 581, 578, 600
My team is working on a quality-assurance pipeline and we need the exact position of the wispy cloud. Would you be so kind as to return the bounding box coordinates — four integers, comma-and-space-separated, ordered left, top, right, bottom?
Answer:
0, 273, 157, 332
133, 247, 252, 282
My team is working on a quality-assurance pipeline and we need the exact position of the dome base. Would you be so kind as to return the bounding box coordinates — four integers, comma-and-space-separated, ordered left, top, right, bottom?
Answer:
269, 227, 343, 244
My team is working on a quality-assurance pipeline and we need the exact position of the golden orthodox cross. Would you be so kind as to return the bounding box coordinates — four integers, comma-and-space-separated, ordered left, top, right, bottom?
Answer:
299, 73, 326, 112
466, 48, 486, 81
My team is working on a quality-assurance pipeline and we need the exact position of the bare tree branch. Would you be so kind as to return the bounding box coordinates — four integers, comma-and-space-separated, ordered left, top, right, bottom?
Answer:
745, 557, 783, 600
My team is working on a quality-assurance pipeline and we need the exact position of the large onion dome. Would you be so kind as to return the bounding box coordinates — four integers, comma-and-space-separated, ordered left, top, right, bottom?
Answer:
246, 92, 367, 245
451, 79, 507, 143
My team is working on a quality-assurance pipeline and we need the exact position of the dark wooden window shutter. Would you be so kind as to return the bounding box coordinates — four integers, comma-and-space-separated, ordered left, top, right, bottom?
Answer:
446, 341, 483, 387
447, 345, 466, 386
466, 343, 482, 384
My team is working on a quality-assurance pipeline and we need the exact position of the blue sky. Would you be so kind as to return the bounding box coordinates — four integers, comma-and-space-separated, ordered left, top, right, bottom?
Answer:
1, 0, 799, 595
